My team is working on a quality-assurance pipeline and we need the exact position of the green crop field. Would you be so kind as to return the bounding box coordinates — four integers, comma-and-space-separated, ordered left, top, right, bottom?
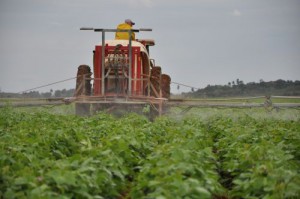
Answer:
0, 105, 300, 198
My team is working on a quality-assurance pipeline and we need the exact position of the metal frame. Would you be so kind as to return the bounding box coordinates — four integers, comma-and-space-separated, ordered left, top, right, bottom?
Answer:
78, 27, 166, 116
80, 28, 151, 96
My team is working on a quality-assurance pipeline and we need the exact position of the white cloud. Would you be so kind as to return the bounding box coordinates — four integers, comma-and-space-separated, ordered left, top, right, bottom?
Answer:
232, 9, 242, 16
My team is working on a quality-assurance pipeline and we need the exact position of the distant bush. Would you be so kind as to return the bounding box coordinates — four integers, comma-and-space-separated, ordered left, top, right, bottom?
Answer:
0, 89, 75, 98
183, 79, 300, 98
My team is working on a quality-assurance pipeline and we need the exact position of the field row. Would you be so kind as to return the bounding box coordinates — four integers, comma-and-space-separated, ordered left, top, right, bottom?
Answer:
0, 106, 300, 198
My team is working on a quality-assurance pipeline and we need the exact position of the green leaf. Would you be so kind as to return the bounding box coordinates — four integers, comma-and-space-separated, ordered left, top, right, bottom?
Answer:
194, 187, 211, 197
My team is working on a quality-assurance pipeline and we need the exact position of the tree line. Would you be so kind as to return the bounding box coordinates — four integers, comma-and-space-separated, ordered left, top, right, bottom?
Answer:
0, 89, 75, 98
183, 79, 300, 98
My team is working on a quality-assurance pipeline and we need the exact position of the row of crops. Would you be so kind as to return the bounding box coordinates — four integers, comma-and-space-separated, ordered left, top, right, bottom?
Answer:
0, 106, 300, 198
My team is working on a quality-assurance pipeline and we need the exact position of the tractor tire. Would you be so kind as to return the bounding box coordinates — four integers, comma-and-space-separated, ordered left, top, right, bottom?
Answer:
161, 74, 171, 99
150, 66, 161, 97
75, 65, 92, 96
75, 65, 92, 116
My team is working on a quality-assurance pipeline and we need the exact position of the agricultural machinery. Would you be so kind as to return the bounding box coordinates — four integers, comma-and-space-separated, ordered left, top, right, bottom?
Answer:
4, 28, 299, 113
73, 28, 171, 118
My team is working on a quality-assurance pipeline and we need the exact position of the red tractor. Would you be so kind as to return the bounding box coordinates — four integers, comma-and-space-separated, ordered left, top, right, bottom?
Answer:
74, 28, 171, 118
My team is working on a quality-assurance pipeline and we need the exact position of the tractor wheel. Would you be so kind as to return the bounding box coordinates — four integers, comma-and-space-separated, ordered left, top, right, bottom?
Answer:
75, 65, 91, 116
150, 66, 161, 97
161, 74, 171, 99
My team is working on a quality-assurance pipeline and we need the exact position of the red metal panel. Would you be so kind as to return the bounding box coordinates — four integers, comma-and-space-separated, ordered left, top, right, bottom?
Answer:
131, 49, 135, 95
93, 46, 102, 95
136, 48, 142, 95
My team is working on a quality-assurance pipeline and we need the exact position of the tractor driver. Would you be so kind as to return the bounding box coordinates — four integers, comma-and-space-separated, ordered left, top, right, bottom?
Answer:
115, 19, 136, 40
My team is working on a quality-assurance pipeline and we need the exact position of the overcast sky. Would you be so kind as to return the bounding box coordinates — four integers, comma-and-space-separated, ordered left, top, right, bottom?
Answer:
0, 0, 299, 93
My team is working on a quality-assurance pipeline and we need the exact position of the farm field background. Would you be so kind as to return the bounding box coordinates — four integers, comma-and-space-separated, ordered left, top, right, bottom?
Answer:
0, 105, 300, 198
